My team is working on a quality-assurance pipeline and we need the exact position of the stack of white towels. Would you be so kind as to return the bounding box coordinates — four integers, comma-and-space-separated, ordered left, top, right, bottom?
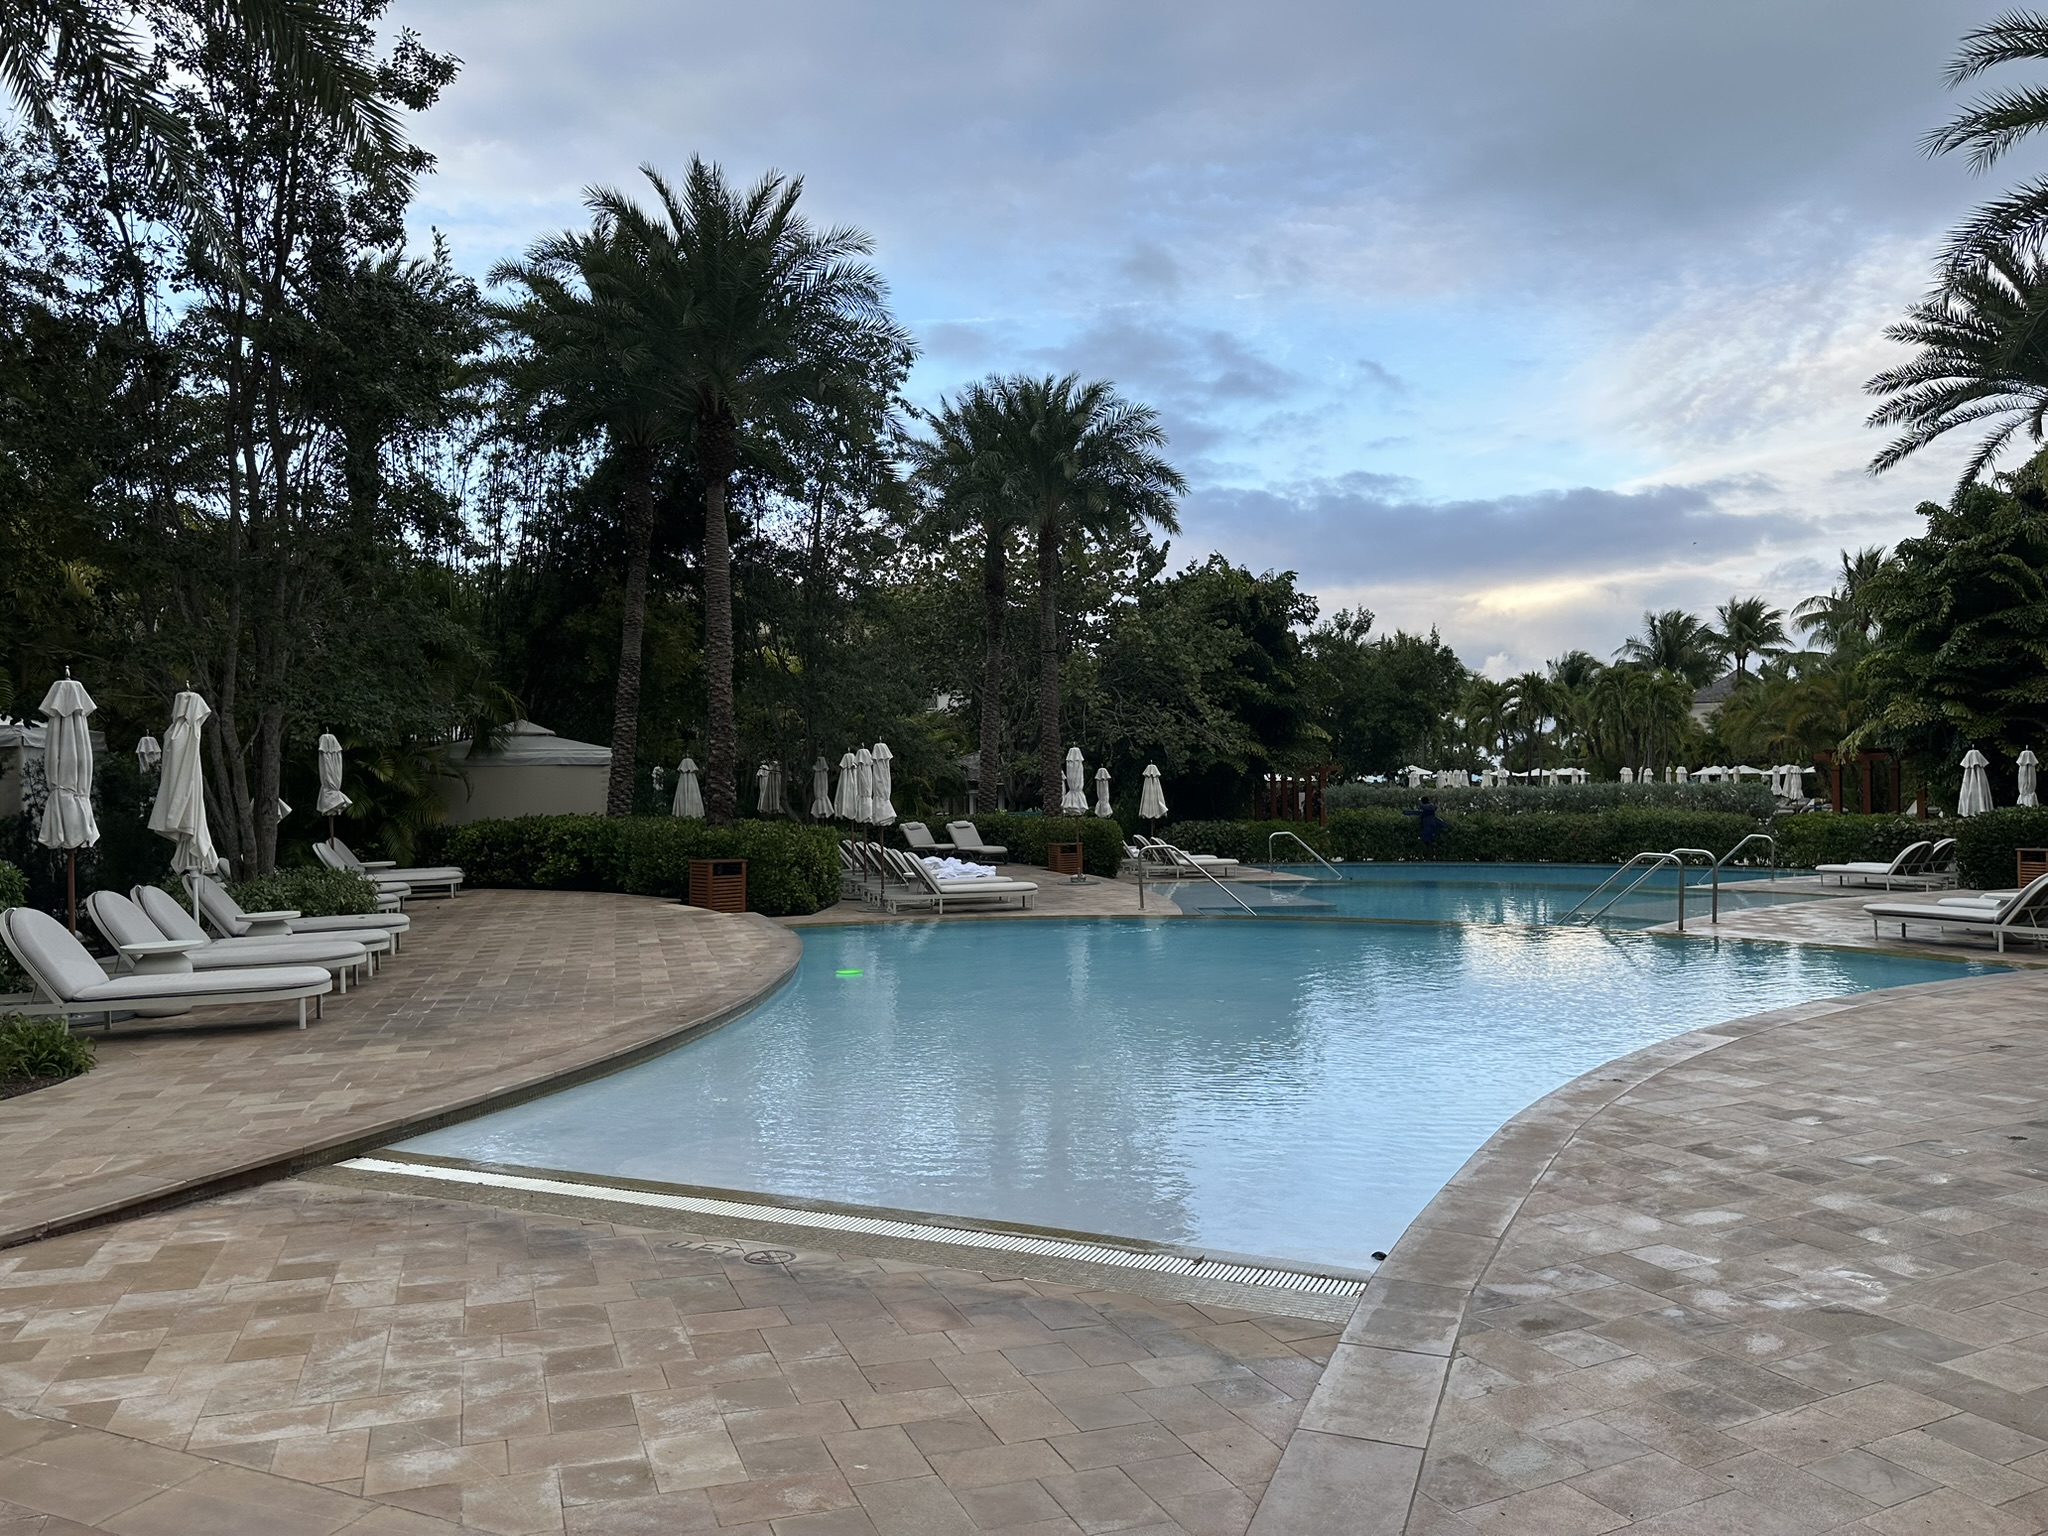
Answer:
921, 856, 998, 881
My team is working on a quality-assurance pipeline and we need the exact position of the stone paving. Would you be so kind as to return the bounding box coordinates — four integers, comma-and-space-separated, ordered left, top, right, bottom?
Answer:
1669, 891, 2048, 966
1252, 965, 2048, 1535
0, 1177, 1336, 1534
0, 892, 799, 1250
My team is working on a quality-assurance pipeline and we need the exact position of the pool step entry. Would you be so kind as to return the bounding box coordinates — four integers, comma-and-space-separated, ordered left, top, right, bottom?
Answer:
341, 1156, 1369, 1299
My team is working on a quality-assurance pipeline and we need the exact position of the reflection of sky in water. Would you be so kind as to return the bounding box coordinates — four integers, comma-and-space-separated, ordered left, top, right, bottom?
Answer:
397, 918, 1991, 1271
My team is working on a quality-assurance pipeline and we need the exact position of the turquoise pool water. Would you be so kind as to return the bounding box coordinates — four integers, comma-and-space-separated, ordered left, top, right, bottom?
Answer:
395, 915, 1990, 1272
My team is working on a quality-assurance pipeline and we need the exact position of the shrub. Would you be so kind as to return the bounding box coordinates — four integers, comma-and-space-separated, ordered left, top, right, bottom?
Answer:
1771, 815, 1935, 872
227, 868, 381, 917
939, 813, 1125, 877
1156, 820, 1326, 864
1324, 781, 1779, 819
1322, 807, 1764, 865
0, 1013, 95, 1085
0, 859, 27, 995
1956, 808, 2048, 889
417, 816, 841, 916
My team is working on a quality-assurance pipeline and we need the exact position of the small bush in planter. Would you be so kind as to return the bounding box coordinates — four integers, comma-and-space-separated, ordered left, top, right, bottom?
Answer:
0, 1013, 96, 1088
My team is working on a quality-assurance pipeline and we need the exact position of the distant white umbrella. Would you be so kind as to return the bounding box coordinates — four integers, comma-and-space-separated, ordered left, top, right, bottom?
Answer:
869, 743, 896, 827
672, 757, 704, 819
1138, 763, 1168, 824
315, 731, 351, 843
1094, 765, 1113, 817
852, 747, 876, 825
1619, 767, 1634, 784
755, 763, 781, 816
1061, 746, 1088, 813
1959, 748, 1993, 817
135, 735, 161, 774
2021, 748, 2039, 808
834, 751, 860, 820
1675, 766, 1690, 784
809, 756, 833, 818
38, 673, 99, 932
150, 690, 221, 910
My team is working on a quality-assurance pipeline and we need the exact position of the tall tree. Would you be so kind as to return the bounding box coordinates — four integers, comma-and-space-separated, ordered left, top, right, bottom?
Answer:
1711, 595, 1789, 677
1793, 546, 1889, 652
1923, 10, 2048, 269
584, 161, 910, 824
1615, 609, 1721, 688
908, 381, 1024, 814
978, 375, 1185, 811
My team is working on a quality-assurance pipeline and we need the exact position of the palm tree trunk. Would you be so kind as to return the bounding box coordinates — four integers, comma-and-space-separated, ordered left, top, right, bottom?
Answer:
701, 409, 739, 826
605, 444, 659, 817
1036, 514, 1063, 814
976, 513, 1007, 815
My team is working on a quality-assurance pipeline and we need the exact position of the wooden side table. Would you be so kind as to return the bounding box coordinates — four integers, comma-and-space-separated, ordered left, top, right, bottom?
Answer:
687, 858, 748, 913
1046, 841, 1084, 877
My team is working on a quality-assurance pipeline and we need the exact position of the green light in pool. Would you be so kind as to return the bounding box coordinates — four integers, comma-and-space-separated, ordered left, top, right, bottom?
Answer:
835, 968, 863, 977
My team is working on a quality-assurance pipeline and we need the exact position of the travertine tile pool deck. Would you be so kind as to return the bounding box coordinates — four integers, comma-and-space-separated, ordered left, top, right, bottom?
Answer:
7, 882, 2048, 1532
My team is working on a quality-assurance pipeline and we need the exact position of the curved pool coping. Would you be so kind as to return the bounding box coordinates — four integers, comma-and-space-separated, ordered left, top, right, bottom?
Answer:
1244, 964, 2034, 1536
0, 892, 801, 1250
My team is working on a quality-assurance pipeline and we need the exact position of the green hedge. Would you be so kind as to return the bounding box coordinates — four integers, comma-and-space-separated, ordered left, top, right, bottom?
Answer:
226, 869, 381, 918
0, 860, 25, 994
921, 814, 1124, 877
1157, 820, 1325, 864
1957, 808, 2048, 890
416, 816, 840, 916
1325, 781, 1779, 818
1323, 808, 1765, 864
1770, 815, 1934, 872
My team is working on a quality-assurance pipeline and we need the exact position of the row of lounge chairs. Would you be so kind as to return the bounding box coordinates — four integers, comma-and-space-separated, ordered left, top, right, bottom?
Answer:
1817, 838, 1956, 890
839, 840, 1037, 913
313, 837, 464, 901
1124, 837, 1240, 880
1866, 872, 2048, 953
1, 874, 418, 1031
900, 821, 1009, 859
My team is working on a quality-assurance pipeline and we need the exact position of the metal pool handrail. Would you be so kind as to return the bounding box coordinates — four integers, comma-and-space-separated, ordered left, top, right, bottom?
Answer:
1710, 833, 1778, 924
1137, 843, 1263, 917
1560, 847, 1717, 931
1267, 829, 1344, 882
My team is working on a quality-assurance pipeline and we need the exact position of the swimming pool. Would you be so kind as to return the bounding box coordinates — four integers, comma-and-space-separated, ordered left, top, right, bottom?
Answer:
394, 915, 1990, 1273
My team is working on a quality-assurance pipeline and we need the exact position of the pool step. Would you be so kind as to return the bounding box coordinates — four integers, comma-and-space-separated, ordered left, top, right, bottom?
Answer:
340, 1156, 1369, 1299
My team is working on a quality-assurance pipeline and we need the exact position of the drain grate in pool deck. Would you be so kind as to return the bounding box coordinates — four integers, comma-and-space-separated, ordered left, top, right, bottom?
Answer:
341, 1156, 1368, 1299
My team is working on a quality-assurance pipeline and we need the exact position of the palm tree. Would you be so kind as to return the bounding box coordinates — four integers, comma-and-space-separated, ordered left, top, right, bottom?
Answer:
1461, 677, 1511, 765
980, 375, 1186, 812
1793, 546, 1890, 652
581, 161, 910, 824
1923, 10, 2048, 269
1866, 244, 2048, 493
1, 0, 404, 224
908, 381, 1025, 814
1712, 596, 1790, 677
1616, 609, 1721, 688
1504, 672, 1552, 770
491, 219, 677, 817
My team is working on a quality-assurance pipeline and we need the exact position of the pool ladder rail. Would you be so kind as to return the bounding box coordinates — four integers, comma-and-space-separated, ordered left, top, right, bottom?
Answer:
1135, 842, 1263, 916
1558, 834, 1777, 930
1267, 828, 1345, 882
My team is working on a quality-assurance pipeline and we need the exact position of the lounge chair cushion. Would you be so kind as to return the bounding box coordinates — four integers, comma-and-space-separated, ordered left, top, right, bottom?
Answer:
6, 908, 331, 1003
134, 888, 368, 968
6, 908, 110, 999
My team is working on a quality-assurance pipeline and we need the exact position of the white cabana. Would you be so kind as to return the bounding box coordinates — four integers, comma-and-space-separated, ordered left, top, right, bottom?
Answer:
672, 757, 705, 819
38, 674, 99, 931
1139, 763, 1168, 823
1959, 748, 1993, 817
808, 757, 833, 818
316, 732, 351, 839
150, 691, 221, 908
1093, 766, 1113, 817
439, 721, 610, 823
1061, 746, 1089, 813
869, 743, 896, 827
2021, 748, 2039, 808
833, 751, 860, 821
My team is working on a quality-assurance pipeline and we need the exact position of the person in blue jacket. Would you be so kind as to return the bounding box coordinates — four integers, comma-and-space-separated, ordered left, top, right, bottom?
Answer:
1403, 797, 1446, 847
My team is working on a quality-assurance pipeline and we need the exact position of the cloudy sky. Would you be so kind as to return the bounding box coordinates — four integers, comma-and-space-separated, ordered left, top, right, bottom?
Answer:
402, 0, 2030, 674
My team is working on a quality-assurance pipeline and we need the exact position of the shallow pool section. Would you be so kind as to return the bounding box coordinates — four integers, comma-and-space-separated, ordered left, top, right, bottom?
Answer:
396, 919, 1988, 1272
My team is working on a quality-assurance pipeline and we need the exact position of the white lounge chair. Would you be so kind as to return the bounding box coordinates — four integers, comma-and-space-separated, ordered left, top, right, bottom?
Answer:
314, 838, 463, 898
1816, 840, 1932, 889
1864, 872, 2048, 952
2, 907, 332, 1029
191, 875, 410, 953
885, 849, 1037, 913
118, 889, 377, 988
1137, 836, 1241, 877
901, 822, 954, 854
944, 822, 1009, 860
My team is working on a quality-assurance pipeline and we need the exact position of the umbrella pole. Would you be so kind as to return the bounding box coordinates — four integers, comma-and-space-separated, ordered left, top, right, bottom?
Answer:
66, 850, 77, 934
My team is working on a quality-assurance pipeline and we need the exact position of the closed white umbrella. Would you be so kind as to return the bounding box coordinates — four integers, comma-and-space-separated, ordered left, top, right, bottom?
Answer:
809, 756, 833, 818
1959, 749, 1993, 817
672, 756, 704, 819
869, 743, 896, 827
38, 673, 99, 932
2021, 748, 2039, 808
1061, 746, 1088, 813
1139, 763, 1168, 824
316, 731, 351, 842
755, 763, 773, 814
1094, 765, 1113, 817
833, 751, 860, 820
765, 762, 788, 816
1619, 767, 1634, 784
150, 690, 221, 911
135, 735, 161, 774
